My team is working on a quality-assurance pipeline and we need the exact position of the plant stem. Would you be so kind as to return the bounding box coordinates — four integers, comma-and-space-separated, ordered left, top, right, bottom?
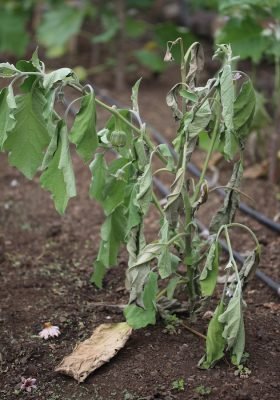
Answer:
227, 222, 260, 250
180, 321, 206, 340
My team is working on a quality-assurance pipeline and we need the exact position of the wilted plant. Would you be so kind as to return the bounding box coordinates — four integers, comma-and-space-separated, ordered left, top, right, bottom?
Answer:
0, 40, 259, 368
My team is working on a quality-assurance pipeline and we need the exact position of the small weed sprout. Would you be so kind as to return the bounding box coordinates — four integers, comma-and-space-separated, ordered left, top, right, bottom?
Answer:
171, 378, 185, 392
194, 385, 212, 396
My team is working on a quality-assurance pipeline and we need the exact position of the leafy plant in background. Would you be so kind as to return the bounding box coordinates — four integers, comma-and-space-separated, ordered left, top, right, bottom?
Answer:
215, 0, 280, 182
0, 40, 260, 368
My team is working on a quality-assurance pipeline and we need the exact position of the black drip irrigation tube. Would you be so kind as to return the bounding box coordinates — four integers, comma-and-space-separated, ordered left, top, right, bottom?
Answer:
65, 90, 280, 296
153, 177, 280, 297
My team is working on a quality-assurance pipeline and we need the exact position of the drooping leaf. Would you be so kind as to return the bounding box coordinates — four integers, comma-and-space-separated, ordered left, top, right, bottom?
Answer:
124, 271, 158, 329
199, 301, 225, 369
69, 92, 98, 162
219, 64, 236, 160
89, 153, 107, 202
40, 122, 76, 214
166, 83, 183, 120
130, 243, 163, 269
43, 68, 74, 91
218, 283, 245, 365
158, 218, 173, 279
185, 42, 204, 89
0, 88, 15, 149
91, 206, 127, 288
4, 90, 50, 179
239, 247, 260, 284
164, 167, 185, 227
136, 160, 153, 214
126, 184, 141, 234
186, 100, 211, 139
200, 240, 219, 296
210, 161, 243, 233
233, 79, 256, 145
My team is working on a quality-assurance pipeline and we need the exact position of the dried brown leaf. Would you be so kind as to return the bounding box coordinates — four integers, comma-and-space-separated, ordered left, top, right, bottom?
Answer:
55, 322, 132, 382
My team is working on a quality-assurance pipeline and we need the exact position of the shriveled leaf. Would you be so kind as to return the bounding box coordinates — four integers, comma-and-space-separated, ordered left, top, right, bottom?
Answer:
0, 62, 18, 77
126, 184, 141, 234
4, 90, 50, 179
43, 68, 74, 91
40, 122, 76, 214
199, 301, 225, 369
124, 271, 158, 329
0, 88, 15, 149
239, 247, 260, 284
55, 322, 132, 382
233, 79, 256, 145
131, 78, 142, 114
220, 64, 236, 160
200, 241, 219, 296
166, 83, 183, 120
210, 161, 243, 233
136, 161, 153, 214
218, 283, 245, 365
69, 92, 98, 162
130, 243, 162, 269
185, 42, 204, 89
164, 167, 185, 227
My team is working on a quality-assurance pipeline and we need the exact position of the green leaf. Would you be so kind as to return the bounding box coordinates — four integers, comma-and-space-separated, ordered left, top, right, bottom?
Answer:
0, 88, 15, 149
158, 219, 172, 279
40, 122, 76, 214
43, 68, 74, 91
125, 18, 147, 38
218, 283, 245, 365
0, 9, 29, 56
199, 301, 225, 369
37, 5, 84, 50
136, 161, 153, 214
92, 12, 119, 43
210, 161, 243, 233
69, 92, 98, 162
0, 62, 18, 77
233, 79, 256, 145
200, 241, 219, 296
130, 243, 163, 269
91, 206, 127, 287
89, 153, 107, 202
126, 184, 141, 234
124, 271, 158, 329
4, 90, 50, 179
216, 17, 268, 63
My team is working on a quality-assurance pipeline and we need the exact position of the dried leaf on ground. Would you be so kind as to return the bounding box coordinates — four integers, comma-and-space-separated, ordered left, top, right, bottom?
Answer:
243, 161, 268, 179
55, 322, 132, 382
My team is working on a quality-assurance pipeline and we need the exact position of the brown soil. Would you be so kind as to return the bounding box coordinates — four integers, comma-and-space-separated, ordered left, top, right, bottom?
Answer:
0, 64, 280, 400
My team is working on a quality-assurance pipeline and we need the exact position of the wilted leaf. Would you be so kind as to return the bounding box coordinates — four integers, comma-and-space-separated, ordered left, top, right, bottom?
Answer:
239, 247, 260, 284
210, 161, 243, 233
199, 301, 225, 369
124, 271, 158, 329
69, 92, 98, 162
55, 322, 132, 382
234, 79, 256, 145
4, 90, 50, 179
200, 241, 219, 297
164, 167, 185, 227
131, 78, 142, 114
40, 122, 76, 214
218, 282, 245, 364
185, 42, 204, 89
89, 153, 107, 202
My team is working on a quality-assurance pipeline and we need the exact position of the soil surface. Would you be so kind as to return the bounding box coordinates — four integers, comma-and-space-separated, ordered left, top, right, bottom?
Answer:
0, 56, 280, 400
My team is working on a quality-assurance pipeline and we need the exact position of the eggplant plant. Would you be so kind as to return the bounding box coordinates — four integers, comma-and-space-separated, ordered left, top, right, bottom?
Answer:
0, 41, 260, 368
